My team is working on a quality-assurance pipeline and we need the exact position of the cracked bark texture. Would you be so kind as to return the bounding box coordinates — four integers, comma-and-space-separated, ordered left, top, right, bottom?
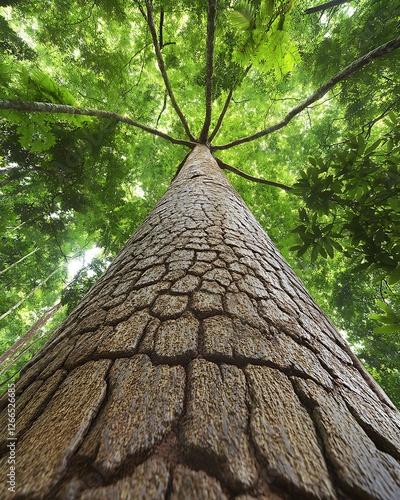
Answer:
1, 145, 400, 499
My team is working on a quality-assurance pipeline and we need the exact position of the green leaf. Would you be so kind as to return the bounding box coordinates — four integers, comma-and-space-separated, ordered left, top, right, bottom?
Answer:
230, 2, 255, 31
330, 240, 343, 252
357, 134, 365, 155
352, 262, 371, 273
388, 267, 400, 286
374, 324, 400, 334
319, 245, 327, 258
296, 244, 309, 257
311, 244, 319, 262
299, 208, 309, 223
260, 0, 275, 19
375, 300, 393, 314
324, 238, 334, 258
308, 157, 317, 166
365, 138, 382, 155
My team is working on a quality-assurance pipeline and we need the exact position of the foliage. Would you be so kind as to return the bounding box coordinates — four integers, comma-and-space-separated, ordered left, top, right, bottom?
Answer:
61, 257, 108, 314
290, 111, 400, 403
291, 113, 400, 330
230, 0, 300, 77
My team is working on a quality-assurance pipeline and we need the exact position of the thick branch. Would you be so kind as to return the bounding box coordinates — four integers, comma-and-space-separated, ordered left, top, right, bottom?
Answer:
0, 168, 27, 188
213, 36, 400, 151
0, 99, 196, 148
199, 0, 217, 143
305, 0, 351, 14
216, 158, 293, 191
209, 89, 233, 143
145, 0, 195, 141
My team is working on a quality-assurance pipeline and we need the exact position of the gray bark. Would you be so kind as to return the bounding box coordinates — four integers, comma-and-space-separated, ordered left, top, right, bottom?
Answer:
199, 0, 217, 143
0, 145, 399, 499
0, 99, 195, 148
145, 0, 195, 141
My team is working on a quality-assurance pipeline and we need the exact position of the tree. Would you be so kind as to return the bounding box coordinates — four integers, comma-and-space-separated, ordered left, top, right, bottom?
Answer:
0, 0, 400, 496
0, 302, 62, 371
1, 145, 400, 498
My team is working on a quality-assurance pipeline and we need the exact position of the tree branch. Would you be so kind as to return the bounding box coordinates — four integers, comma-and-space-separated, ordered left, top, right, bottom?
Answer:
0, 99, 196, 148
216, 158, 293, 191
362, 103, 395, 140
305, 0, 351, 15
145, 0, 195, 141
156, 91, 168, 128
199, 0, 217, 143
213, 36, 400, 151
209, 89, 233, 143
159, 9, 164, 49
209, 66, 251, 143
120, 42, 152, 73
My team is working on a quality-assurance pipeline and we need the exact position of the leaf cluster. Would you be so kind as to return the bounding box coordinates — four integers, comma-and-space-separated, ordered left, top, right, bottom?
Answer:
230, 0, 300, 76
292, 112, 400, 340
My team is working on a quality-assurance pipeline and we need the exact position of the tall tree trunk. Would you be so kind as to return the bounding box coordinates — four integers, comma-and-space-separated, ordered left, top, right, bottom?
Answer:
1, 145, 399, 499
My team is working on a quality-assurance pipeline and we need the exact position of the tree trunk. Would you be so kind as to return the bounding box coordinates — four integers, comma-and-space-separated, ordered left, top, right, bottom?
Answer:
0, 301, 62, 376
1, 145, 399, 499
0, 267, 61, 322
0, 247, 39, 276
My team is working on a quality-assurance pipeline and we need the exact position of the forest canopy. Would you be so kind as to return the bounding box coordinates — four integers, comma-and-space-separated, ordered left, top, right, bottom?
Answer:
0, 0, 399, 405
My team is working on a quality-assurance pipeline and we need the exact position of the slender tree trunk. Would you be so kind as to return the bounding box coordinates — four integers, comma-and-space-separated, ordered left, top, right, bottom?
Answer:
1, 145, 399, 499
0, 248, 39, 276
0, 267, 61, 322
0, 301, 62, 375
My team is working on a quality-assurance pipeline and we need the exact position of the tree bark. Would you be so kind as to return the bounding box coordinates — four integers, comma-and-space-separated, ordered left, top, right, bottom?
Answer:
145, 0, 195, 141
1, 145, 399, 499
199, 0, 217, 143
